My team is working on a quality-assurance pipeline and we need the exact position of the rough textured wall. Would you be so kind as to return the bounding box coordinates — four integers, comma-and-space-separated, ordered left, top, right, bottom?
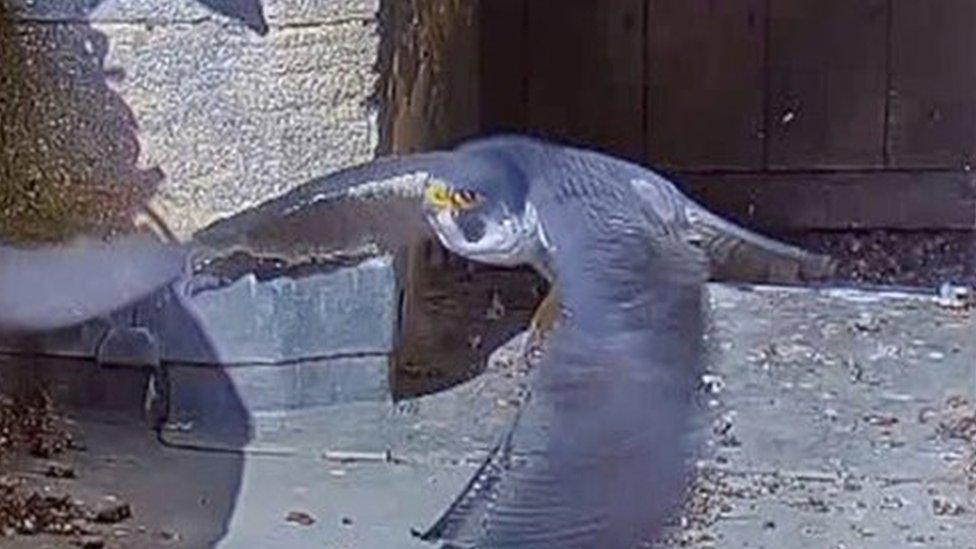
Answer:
1, 0, 383, 241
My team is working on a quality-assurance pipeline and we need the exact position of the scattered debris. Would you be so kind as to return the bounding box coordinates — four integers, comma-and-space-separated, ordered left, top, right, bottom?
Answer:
93, 498, 132, 524
932, 497, 968, 517
158, 528, 181, 542
484, 290, 506, 320
782, 230, 976, 289
72, 534, 106, 548
0, 390, 77, 460
0, 478, 94, 538
0, 389, 136, 544
45, 463, 77, 479
285, 511, 316, 526
933, 396, 976, 491
322, 449, 393, 464
863, 413, 899, 428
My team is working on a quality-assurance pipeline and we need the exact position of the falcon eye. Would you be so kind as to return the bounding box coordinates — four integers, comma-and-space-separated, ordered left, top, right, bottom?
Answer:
451, 189, 481, 209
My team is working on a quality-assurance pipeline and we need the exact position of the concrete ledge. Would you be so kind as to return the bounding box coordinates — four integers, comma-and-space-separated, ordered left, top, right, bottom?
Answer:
167, 356, 389, 418
136, 256, 396, 364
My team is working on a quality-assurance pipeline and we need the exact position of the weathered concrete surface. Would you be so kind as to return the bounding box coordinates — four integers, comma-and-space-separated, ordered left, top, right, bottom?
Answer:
662, 285, 976, 548
2, 0, 383, 241
0, 283, 971, 548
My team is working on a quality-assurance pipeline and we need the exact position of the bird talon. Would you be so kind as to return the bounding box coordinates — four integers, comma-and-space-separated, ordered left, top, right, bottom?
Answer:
521, 289, 560, 363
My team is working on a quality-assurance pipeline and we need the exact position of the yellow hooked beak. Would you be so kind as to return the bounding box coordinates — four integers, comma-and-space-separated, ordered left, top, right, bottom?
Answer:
424, 181, 481, 214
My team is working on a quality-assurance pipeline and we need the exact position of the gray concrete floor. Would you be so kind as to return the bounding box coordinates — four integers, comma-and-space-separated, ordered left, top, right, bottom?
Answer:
667, 285, 975, 549
0, 283, 973, 548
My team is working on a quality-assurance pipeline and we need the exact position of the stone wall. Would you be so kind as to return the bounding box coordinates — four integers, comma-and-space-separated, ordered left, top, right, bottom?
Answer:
1, 0, 385, 241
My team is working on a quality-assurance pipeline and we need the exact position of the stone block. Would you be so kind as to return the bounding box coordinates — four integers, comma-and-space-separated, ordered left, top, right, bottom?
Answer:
297, 356, 389, 408
2, 0, 383, 239
136, 255, 396, 364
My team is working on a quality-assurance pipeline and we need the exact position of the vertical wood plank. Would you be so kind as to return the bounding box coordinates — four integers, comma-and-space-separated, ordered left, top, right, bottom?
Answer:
479, 0, 528, 134
767, 0, 888, 169
888, 0, 976, 169
524, 0, 646, 161
647, 0, 766, 171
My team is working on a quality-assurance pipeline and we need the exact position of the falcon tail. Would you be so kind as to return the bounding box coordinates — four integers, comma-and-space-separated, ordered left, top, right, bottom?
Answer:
685, 205, 838, 284
628, 175, 837, 285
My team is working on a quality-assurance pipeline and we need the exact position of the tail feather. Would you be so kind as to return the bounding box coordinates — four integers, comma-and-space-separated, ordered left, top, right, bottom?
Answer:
685, 206, 837, 284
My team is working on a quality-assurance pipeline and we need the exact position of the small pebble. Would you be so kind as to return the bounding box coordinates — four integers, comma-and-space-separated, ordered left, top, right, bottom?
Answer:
285, 511, 316, 526
73, 535, 105, 548
45, 463, 76, 479
94, 501, 132, 524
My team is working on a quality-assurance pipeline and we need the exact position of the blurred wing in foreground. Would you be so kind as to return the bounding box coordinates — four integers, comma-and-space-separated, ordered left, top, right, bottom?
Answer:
421, 169, 709, 547
0, 233, 187, 332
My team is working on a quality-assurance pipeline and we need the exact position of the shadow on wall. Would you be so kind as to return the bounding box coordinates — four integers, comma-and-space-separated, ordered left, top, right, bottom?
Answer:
0, 2, 266, 545
0, 0, 266, 243
0, 3, 160, 242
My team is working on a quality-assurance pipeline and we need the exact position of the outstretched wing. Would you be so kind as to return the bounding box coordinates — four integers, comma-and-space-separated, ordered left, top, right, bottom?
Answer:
421, 163, 708, 547
629, 174, 836, 284
0, 233, 187, 332
192, 153, 456, 267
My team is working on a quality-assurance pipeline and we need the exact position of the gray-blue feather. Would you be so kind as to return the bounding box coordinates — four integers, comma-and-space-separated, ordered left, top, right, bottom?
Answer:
421, 144, 708, 548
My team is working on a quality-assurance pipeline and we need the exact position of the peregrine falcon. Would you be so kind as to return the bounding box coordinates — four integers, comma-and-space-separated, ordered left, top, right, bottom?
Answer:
0, 135, 833, 546
190, 135, 833, 546
195, 134, 834, 343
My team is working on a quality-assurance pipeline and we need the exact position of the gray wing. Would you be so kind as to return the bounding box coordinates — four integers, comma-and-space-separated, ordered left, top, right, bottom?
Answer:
192, 153, 455, 267
421, 169, 708, 548
0, 153, 454, 332
0, 233, 187, 332
629, 175, 836, 284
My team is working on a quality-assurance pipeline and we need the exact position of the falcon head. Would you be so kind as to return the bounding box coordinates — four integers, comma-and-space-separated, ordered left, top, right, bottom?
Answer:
421, 178, 545, 269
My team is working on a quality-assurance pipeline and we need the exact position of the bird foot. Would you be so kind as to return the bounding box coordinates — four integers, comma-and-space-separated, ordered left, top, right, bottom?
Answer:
519, 327, 548, 365
520, 289, 560, 364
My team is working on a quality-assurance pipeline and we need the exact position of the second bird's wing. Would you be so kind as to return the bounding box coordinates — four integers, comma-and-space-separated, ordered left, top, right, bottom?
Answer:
0, 233, 187, 332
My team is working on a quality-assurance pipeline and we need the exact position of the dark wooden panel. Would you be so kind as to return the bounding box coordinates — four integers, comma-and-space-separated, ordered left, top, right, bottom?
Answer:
679, 171, 976, 230
524, 0, 645, 161
888, 0, 976, 169
767, 0, 888, 169
479, 0, 528, 133
647, 0, 765, 171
